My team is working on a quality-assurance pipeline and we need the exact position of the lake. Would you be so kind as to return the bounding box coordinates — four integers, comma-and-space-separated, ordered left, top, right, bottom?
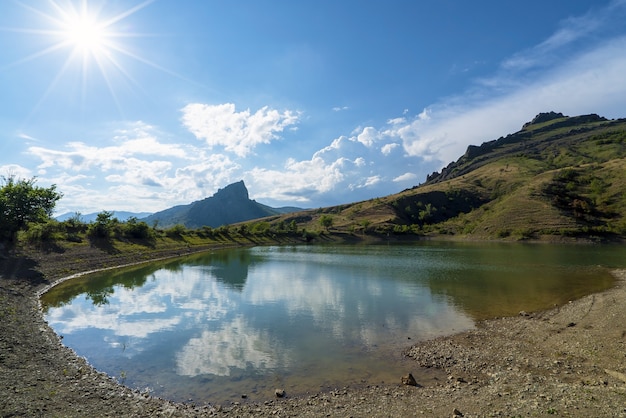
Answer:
41, 241, 625, 404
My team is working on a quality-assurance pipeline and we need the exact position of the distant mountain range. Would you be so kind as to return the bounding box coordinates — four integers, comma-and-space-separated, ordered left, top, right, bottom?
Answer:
141, 180, 302, 228
56, 211, 152, 223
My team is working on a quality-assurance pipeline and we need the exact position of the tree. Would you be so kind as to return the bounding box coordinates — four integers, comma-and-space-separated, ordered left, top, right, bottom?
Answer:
123, 217, 153, 239
0, 175, 62, 243
87, 211, 117, 238
319, 214, 333, 231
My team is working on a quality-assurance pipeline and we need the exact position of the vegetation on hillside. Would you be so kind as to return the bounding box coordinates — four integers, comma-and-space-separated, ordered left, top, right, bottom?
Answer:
4, 112, 626, 254
244, 113, 626, 242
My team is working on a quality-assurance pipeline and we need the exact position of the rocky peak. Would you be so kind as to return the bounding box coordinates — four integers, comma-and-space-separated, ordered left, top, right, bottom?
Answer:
522, 112, 565, 129
214, 180, 249, 201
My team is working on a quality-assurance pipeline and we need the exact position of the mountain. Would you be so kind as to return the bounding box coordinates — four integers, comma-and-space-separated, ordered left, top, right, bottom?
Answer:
141, 180, 301, 228
258, 112, 626, 241
56, 211, 152, 223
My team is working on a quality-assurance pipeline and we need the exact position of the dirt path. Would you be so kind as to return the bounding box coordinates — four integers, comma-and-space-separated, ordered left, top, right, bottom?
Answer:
2, 244, 626, 417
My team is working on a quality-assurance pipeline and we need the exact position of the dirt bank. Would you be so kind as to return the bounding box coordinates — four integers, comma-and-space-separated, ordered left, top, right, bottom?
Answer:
2, 244, 626, 417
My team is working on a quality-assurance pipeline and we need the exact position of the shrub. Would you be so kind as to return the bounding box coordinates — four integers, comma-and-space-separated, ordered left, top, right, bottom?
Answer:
165, 224, 187, 238
197, 226, 214, 238
87, 211, 118, 239
123, 217, 154, 240
23, 220, 63, 243
251, 222, 270, 235
319, 214, 333, 230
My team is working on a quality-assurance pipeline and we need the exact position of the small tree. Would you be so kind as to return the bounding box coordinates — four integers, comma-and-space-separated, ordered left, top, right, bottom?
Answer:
0, 175, 62, 243
123, 217, 153, 239
319, 214, 333, 231
88, 211, 117, 238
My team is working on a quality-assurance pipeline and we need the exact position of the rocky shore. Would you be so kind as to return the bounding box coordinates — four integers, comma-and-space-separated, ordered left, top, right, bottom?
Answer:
2, 244, 626, 417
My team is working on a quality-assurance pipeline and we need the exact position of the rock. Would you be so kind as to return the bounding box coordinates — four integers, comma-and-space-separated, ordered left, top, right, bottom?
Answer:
522, 111, 565, 128
453, 407, 464, 416
401, 373, 418, 386
275, 389, 285, 398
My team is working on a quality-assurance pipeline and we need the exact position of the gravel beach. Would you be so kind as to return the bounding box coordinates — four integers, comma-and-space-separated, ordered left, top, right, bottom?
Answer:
2, 244, 626, 417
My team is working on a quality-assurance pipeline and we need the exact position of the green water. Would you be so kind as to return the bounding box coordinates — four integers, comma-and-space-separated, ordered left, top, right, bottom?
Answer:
41, 242, 624, 405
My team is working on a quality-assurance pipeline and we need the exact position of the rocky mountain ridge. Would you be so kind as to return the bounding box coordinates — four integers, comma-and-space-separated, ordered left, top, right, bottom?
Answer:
141, 180, 300, 228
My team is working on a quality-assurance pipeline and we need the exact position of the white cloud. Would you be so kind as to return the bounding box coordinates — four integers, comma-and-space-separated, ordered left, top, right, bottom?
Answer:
181, 103, 300, 157
245, 126, 428, 206
0, 164, 32, 179
358, 175, 381, 188
17, 133, 40, 142
246, 156, 348, 204
387, 117, 406, 125
104, 159, 172, 187
393, 172, 417, 182
27, 123, 246, 214
29, 132, 190, 173
381, 143, 399, 156
355, 126, 380, 147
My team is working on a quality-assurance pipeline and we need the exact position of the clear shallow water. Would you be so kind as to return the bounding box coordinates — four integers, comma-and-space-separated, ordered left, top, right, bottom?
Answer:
41, 242, 624, 404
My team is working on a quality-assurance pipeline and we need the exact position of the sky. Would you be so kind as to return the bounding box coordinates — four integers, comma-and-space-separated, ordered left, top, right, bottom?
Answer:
2, 0, 626, 216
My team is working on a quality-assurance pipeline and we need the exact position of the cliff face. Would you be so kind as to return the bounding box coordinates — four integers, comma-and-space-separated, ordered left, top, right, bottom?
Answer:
142, 180, 291, 228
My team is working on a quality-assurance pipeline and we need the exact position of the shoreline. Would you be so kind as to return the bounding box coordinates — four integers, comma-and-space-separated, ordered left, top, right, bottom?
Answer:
2, 244, 626, 416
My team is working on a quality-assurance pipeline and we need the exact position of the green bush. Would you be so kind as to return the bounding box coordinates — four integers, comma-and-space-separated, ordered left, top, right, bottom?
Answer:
23, 220, 63, 243
251, 222, 270, 235
87, 211, 118, 239
123, 217, 154, 239
196, 226, 214, 238
165, 224, 187, 238
319, 214, 333, 230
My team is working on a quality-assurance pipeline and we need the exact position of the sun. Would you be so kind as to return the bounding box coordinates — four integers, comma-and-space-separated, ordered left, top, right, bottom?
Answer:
6, 0, 159, 112
61, 9, 108, 55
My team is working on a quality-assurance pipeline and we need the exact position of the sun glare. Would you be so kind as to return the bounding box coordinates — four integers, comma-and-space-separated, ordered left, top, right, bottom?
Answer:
7, 0, 160, 113
63, 12, 108, 54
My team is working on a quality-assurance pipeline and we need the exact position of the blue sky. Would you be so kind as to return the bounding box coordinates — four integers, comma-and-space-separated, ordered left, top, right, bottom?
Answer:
2, 0, 626, 215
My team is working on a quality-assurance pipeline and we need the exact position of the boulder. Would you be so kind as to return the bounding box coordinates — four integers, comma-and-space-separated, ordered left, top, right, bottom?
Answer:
401, 373, 418, 386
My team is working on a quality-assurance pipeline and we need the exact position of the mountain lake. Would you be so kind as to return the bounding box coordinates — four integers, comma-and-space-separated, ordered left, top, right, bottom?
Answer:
40, 241, 626, 405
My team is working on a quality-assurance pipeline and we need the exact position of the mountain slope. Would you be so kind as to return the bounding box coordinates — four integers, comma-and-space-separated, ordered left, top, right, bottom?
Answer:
142, 180, 300, 228
255, 112, 626, 241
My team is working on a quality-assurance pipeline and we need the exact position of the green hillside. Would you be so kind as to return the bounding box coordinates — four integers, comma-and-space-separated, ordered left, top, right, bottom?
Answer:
253, 112, 626, 241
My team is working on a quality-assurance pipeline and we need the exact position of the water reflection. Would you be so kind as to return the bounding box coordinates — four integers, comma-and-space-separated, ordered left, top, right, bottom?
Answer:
41, 243, 622, 404
177, 315, 288, 377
